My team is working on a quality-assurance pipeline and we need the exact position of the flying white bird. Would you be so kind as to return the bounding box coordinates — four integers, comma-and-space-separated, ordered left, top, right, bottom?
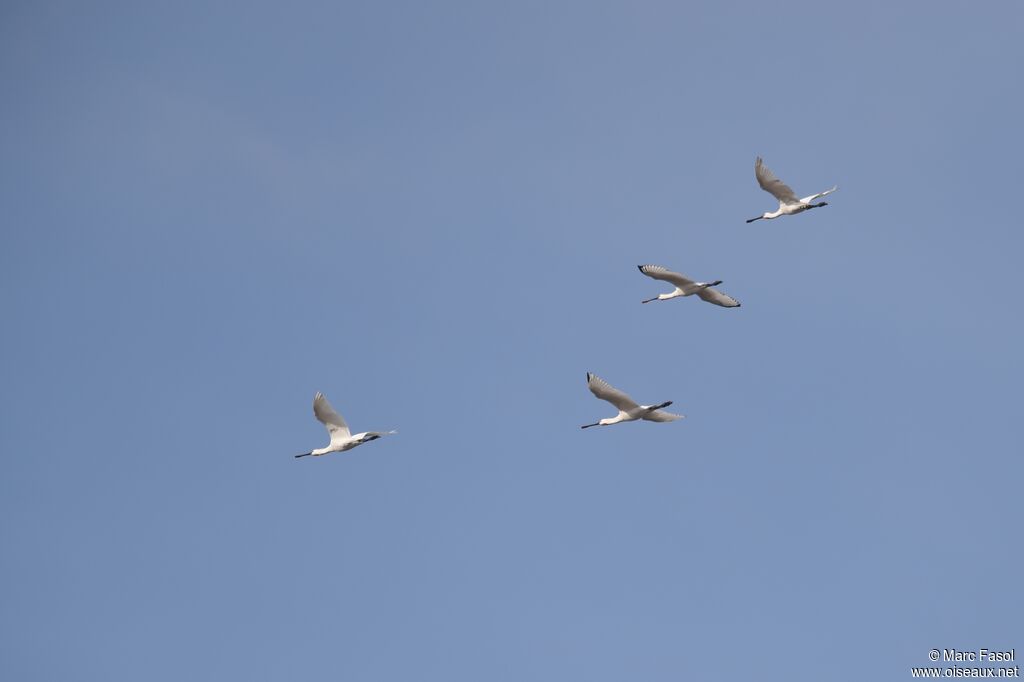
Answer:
637, 264, 740, 307
581, 373, 684, 429
747, 156, 837, 223
295, 392, 396, 458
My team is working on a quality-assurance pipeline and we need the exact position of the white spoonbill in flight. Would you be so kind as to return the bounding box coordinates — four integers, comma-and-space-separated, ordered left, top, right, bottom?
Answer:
637, 264, 740, 307
747, 156, 836, 223
295, 392, 396, 458
581, 373, 684, 429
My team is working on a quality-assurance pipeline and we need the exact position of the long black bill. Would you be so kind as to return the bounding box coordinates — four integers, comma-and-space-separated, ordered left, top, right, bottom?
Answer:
581, 423, 600, 429
746, 216, 763, 223
295, 452, 313, 458
649, 401, 673, 411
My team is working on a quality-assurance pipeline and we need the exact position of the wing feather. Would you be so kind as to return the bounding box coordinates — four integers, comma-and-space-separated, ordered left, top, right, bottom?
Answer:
586, 373, 639, 411
799, 185, 838, 203
696, 287, 741, 308
642, 409, 685, 423
637, 264, 696, 289
313, 392, 351, 443
755, 157, 799, 204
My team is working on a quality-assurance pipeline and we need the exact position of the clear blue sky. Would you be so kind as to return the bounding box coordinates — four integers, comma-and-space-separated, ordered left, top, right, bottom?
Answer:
2, 2, 1022, 680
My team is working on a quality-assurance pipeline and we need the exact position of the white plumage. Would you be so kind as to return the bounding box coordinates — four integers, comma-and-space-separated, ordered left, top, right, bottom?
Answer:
581, 373, 684, 429
747, 157, 837, 222
637, 264, 740, 307
295, 392, 396, 458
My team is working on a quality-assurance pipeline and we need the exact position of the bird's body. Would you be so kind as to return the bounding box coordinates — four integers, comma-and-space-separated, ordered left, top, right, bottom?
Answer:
747, 157, 836, 223
581, 373, 684, 429
637, 264, 740, 307
295, 392, 395, 458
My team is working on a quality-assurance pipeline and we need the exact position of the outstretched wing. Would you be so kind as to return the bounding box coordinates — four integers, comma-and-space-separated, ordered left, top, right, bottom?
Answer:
362, 430, 398, 439
313, 392, 351, 443
697, 287, 741, 308
755, 157, 798, 204
637, 264, 696, 289
586, 373, 639, 412
800, 185, 838, 203
642, 409, 685, 423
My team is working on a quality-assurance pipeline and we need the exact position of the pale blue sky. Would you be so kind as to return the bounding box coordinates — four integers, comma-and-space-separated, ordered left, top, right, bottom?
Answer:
2, 2, 1022, 680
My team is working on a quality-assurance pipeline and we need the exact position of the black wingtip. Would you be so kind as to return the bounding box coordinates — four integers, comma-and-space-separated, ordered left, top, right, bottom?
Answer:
636, 265, 644, 272
586, 372, 593, 382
